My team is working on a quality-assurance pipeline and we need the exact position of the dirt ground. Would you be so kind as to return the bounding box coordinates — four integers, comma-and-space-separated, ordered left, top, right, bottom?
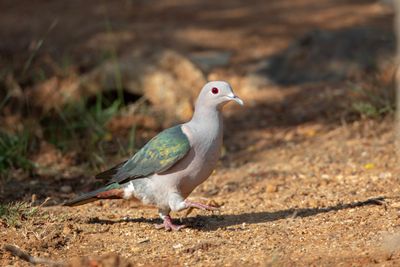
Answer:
1, 0, 400, 266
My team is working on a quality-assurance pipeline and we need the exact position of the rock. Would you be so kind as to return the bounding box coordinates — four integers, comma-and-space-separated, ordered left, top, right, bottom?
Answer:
29, 49, 206, 123
28, 75, 81, 112
29, 180, 39, 186
266, 184, 278, 193
173, 243, 183, 249
140, 50, 206, 122
60, 185, 72, 193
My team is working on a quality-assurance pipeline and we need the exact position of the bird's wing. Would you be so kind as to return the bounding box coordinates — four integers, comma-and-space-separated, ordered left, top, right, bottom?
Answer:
96, 125, 191, 184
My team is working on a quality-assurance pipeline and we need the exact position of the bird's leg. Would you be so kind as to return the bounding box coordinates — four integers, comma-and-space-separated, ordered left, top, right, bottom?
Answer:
155, 211, 185, 231
169, 194, 219, 215
184, 200, 219, 211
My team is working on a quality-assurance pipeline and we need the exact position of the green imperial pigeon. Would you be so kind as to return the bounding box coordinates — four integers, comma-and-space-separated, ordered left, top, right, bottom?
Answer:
64, 81, 244, 230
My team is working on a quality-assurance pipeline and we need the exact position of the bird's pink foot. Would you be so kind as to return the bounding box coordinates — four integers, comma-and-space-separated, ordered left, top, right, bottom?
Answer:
155, 215, 185, 231
185, 200, 219, 211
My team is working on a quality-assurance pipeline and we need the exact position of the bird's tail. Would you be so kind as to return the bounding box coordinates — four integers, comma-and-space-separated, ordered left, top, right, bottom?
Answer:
63, 183, 123, 207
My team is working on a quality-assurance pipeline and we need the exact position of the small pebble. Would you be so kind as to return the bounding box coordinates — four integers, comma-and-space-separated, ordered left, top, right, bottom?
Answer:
173, 243, 183, 249
60, 185, 72, 193
266, 184, 278, 193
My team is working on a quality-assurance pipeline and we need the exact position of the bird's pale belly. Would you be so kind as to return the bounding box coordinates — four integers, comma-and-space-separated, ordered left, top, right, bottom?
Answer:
122, 178, 163, 206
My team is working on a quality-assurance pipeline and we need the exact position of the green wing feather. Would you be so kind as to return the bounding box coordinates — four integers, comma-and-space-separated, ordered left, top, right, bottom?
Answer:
97, 125, 191, 184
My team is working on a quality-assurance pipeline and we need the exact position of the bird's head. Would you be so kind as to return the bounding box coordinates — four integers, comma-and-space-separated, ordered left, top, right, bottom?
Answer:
196, 81, 244, 110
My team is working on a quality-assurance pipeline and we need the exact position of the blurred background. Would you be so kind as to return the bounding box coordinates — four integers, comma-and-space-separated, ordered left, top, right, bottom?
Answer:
0, 0, 398, 265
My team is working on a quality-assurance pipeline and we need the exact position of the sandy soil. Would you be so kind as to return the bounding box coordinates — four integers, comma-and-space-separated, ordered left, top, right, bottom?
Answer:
1, 0, 400, 266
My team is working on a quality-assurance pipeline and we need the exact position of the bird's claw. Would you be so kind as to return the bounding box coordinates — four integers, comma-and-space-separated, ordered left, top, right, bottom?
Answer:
155, 215, 186, 231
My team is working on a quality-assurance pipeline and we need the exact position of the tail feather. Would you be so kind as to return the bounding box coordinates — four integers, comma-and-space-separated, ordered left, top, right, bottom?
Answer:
95, 161, 127, 180
63, 183, 122, 207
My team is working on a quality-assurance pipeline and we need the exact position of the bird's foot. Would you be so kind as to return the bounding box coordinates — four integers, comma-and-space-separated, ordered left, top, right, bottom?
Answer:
185, 200, 219, 211
155, 215, 186, 231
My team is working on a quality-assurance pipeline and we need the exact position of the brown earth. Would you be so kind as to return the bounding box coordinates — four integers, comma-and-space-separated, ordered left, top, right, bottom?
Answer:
1, 0, 400, 266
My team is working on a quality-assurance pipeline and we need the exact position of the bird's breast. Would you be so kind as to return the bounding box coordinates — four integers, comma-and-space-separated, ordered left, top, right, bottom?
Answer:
178, 129, 222, 197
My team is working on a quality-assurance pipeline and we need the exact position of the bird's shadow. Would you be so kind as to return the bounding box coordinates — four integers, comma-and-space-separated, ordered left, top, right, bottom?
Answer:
87, 197, 385, 231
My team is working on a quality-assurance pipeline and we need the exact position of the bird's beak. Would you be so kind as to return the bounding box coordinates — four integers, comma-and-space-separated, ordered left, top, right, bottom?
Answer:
231, 95, 244, 106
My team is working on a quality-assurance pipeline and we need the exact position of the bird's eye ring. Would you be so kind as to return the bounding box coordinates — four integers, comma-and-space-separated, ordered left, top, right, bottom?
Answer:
211, 87, 219, 94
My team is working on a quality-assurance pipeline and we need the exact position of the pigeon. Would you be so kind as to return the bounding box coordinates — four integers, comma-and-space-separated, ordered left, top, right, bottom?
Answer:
64, 81, 244, 230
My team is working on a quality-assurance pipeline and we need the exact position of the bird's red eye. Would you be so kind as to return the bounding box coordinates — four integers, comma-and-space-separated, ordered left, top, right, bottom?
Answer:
211, 87, 219, 94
